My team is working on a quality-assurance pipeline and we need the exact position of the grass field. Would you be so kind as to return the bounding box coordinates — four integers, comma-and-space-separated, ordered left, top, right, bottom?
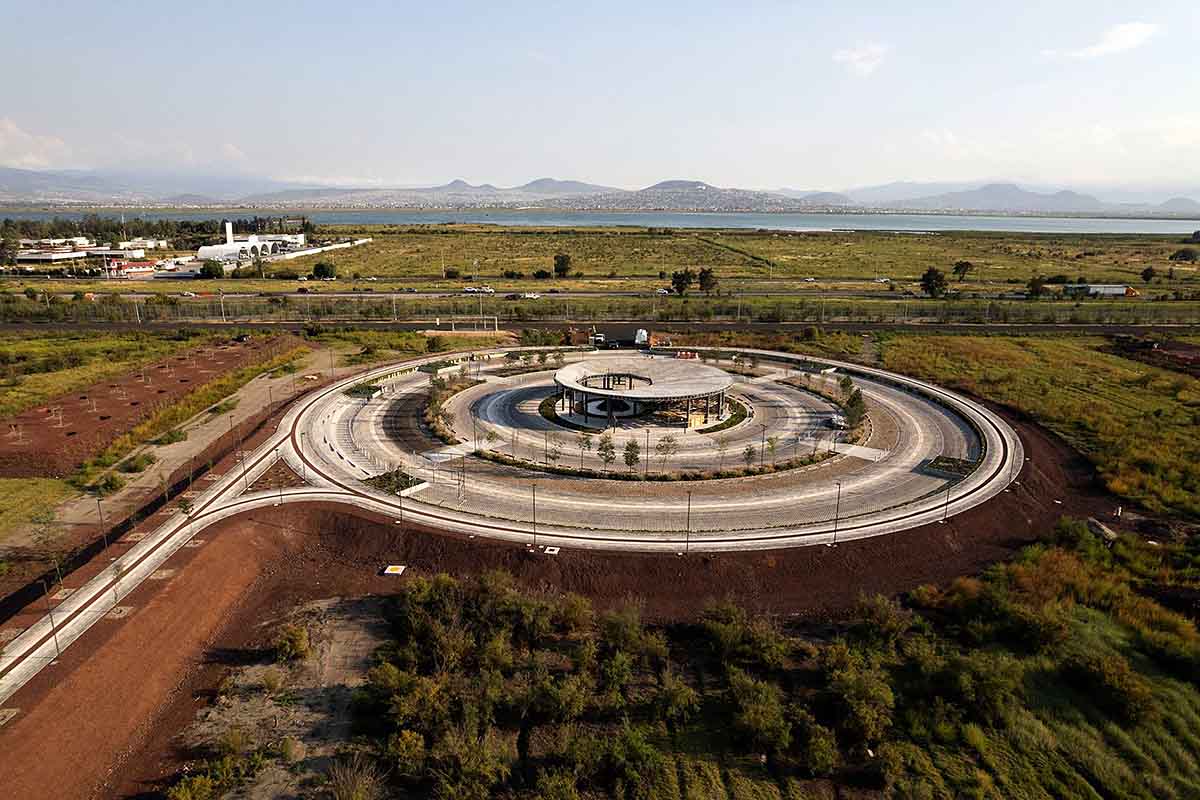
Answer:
879, 335, 1200, 518
0, 330, 211, 418
4, 227, 1198, 300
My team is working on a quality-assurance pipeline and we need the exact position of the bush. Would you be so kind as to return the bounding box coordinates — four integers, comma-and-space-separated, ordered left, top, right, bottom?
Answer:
166, 775, 215, 800
218, 726, 251, 756
275, 623, 310, 661
728, 667, 791, 754
279, 736, 306, 764
261, 668, 283, 695
830, 664, 895, 744
790, 708, 840, 777
326, 752, 385, 800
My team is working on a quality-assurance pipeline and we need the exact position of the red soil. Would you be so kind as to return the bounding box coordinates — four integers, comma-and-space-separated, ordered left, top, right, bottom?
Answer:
0, 335, 300, 479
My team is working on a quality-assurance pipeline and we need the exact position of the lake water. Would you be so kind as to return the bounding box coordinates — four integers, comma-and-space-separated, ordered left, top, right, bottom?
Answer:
3, 208, 1199, 234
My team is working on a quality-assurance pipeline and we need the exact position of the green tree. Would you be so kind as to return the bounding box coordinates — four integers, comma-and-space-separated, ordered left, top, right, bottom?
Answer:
597, 433, 616, 472
952, 260, 974, 281
1169, 247, 1197, 262
623, 439, 640, 473
742, 443, 756, 469
920, 266, 948, 298
1026, 274, 1048, 299
312, 260, 337, 279
728, 667, 791, 757
715, 435, 729, 470
655, 433, 679, 472
671, 268, 696, 296
767, 436, 779, 466
553, 252, 572, 278
698, 267, 719, 295
1141, 265, 1157, 284
577, 432, 593, 469
198, 260, 225, 279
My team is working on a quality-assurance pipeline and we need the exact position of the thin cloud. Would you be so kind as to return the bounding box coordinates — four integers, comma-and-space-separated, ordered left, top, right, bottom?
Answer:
0, 118, 70, 169
833, 42, 890, 76
1044, 22, 1159, 59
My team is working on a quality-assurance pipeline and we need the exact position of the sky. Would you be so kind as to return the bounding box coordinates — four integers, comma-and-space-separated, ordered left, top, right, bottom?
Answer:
1, 0, 1198, 193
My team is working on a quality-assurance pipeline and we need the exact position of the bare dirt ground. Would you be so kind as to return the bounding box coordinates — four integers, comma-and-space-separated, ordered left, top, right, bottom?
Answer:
0, 405, 1117, 800
0, 336, 301, 479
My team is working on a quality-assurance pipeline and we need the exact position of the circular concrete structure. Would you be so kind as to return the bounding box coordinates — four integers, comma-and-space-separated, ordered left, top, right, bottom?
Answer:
267, 347, 1025, 553
554, 356, 734, 426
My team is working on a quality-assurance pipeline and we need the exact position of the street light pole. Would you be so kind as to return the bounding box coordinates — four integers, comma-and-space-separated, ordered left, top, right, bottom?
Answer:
686, 490, 692, 556
42, 580, 61, 658
97, 497, 108, 551
531, 483, 537, 549
831, 481, 842, 547
759, 423, 767, 467
941, 483, 952, 523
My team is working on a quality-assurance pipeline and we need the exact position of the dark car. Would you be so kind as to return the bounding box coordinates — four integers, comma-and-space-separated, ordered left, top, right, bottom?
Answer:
504, 293, 521, 300
404, 287, 417, 293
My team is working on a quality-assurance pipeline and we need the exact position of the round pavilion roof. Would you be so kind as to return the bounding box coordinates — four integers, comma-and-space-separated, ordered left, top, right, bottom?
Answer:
554, 357, 733, 401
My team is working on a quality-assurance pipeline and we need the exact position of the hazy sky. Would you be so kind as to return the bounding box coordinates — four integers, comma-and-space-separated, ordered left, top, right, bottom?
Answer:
2, 1, 1197, 190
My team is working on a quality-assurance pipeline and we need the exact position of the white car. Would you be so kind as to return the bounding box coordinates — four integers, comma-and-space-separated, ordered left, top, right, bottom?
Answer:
804, 277, 816, 283
656, 288, 670, 295
365, 276, 378, 281
297, 276, 308, 281
479, 286, 495, 294
463, 286, 478, 294
181, 291, 196, 297
521, 292, 541, 300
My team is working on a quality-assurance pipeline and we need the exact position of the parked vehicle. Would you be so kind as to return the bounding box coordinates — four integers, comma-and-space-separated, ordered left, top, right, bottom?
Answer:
521, 292, 541, 300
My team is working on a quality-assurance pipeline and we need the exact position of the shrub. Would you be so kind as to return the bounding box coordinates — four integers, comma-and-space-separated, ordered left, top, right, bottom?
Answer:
728, 667, 791, 754
166, 775, 215, 800
555, 592, 593, 634
536, 769, 580, 800
386, 729, 425, 777
790, 708, 840, 777
654, 669, 700, 726
275, 623, 310, 661
218, 726, 251, 756
261, 668, 283, 695
279, 736, 306, 764
326, 752, 385, 800
830, 664, 895, 744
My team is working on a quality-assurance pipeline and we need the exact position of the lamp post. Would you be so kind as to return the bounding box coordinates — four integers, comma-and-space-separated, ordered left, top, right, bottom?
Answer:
941, 483, 952, 523
42, 580, 61, 658
299, 431, 307, 482
759, 423, 767, 467
97, 497, 108, 551
531, 483, 537, 549
831, 481, 843, 547
686, 490, 692, 556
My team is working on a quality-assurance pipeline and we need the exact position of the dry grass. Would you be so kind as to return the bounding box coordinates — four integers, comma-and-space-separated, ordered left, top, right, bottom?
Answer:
881, 334, 1200, 516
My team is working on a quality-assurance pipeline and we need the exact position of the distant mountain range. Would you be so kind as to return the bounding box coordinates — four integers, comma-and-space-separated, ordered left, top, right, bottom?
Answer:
1, 167, 1197, 217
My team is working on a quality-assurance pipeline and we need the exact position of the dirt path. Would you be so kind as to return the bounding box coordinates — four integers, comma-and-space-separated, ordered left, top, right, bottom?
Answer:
0, 406, 1114, 800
